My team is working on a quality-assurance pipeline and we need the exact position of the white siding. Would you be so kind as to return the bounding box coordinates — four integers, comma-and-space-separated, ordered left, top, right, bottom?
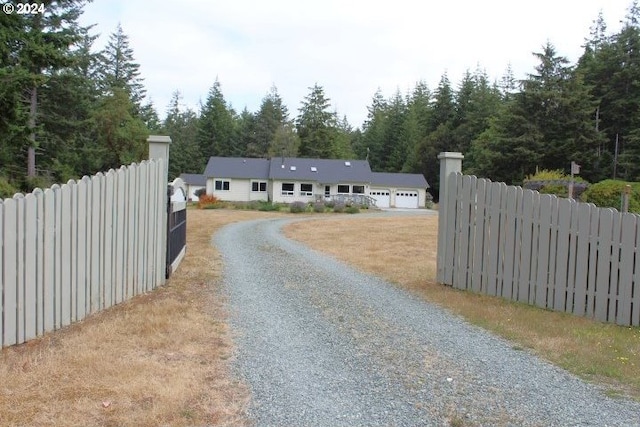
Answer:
208, 178, 252, 202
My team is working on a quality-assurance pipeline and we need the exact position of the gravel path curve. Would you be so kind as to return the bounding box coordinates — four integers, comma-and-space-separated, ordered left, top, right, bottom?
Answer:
214, 215, 640, 427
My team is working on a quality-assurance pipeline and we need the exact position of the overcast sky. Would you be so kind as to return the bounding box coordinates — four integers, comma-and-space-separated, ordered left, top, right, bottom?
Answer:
80, 0, 631, 128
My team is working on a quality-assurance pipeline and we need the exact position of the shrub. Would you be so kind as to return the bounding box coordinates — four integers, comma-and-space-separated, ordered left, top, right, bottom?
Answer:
324, 200, 335, 208
345, 206, 360, 214
194, 188, 207, 199
333, 202, 346, 213
197, 194, 221, 209
581, 179, 640, 212
258, 201, 280, 211
523, 169, 588, 198
0, 176, 19, 199
313, 201, 326, 213
289, 201, 307, 213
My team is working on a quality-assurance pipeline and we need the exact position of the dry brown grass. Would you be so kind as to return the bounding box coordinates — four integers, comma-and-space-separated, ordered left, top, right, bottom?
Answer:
284, 214, 640, 401
0, 209, 284, 427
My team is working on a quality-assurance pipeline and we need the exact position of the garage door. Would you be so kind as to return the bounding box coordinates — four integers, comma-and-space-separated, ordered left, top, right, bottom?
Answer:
370, 190, 390, 208
396, 191, 419, 208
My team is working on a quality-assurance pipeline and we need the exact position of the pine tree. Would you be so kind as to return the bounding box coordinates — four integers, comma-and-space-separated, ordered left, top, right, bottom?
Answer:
98, 23, 146, 111
248, 86, 289, 157
164, 91, 201, 178
198, 79, 237, 158
296, 84, 337, 158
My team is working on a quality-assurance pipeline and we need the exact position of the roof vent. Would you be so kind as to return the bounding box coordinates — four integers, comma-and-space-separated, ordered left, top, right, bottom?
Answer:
281, 164, 285, 169
345, 161, 351, 167
311, 166, 317, 172
290, 166, 297, 171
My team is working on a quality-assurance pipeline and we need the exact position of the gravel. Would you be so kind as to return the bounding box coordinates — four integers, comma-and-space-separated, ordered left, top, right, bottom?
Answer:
214, 215, 640, 427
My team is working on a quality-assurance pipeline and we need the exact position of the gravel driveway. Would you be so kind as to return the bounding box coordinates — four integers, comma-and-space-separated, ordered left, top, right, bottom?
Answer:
214, 215, 640, 427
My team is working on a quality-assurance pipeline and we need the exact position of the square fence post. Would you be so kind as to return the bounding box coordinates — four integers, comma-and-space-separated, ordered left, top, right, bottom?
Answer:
437, 152, 464, 284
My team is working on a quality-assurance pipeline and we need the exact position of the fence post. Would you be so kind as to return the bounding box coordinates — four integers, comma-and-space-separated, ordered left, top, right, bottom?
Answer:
436, 152, 464, 284
148, 135, 172, 287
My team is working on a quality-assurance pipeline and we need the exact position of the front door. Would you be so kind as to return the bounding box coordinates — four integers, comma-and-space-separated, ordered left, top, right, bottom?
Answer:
324, 185, 330, 198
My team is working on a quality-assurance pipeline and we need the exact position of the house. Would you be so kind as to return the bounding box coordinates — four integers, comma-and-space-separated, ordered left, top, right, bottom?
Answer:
178, 173, 207, 201
202, 156, 430, 208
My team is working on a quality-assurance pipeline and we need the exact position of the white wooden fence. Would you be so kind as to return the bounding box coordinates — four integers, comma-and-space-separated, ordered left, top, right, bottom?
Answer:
0, 159, 167, 347
438, 171, 640, 327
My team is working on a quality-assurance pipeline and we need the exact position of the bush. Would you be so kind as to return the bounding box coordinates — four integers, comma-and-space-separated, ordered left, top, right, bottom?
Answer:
345, 206, 360, 214
0, 176, 19, 199
197, 194, 221, 209
312, 201, 326, 213
289, 201, 308, 213
324, 200, 335, 208
581, 179, 640, 212
257, 201, 280, 211
523, 169, 589, 199
194, 188, 207, 199
333, 203, 346, 213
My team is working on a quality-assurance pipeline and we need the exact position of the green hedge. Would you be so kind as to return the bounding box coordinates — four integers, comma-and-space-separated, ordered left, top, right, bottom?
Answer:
581, 179, 640, 212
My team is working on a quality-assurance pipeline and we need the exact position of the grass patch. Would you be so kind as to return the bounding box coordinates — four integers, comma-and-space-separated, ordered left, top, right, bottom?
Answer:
0, 210, 286, 426
283, 215, 640, 401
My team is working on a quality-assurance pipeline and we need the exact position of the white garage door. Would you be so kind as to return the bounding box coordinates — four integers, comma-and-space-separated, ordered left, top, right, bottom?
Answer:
396, 191, 419, 208
370, 190, 390, 208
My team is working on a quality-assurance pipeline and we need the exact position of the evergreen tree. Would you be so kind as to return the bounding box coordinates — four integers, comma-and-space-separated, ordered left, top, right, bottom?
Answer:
92, 87, 149, 170
296, 83, 338, 158
198, 79, 237, 158
98, 23, 146, 110
383, 90, 408, 171
163, 91, 200, 178
248, 86, 288, 157
359, 88, 388, 169
268, 122, 300, 158
402, 81, 431, 172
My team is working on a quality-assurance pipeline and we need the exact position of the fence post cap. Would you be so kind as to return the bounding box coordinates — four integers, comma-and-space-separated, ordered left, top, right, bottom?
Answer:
147, 135, 172, 144
437, 152, 464, 160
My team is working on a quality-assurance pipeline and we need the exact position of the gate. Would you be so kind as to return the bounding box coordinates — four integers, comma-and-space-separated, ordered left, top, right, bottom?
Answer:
166, 177, 187, 278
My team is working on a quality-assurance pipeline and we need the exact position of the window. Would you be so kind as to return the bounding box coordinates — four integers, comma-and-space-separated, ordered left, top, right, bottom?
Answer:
352, 185, 365, 194
252, 181, 267, 192
215, 180, 230, 191
300, 183, 313, 196
281, 182, 294, 196
337, 185, 350, 194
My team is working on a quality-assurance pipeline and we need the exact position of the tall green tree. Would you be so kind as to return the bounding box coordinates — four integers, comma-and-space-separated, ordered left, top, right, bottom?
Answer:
92, 87, 149, 170
98, 23, 146, 109
198, 79, 238, 158
296, 83, 338, 158
2, 0, 88, 182
358, 88, 388, 168
163, 91, 200, 179
248, 86, 289, 157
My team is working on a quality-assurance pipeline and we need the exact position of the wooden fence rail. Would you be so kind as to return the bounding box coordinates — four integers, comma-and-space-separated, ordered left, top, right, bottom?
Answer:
439, 171, 640, 326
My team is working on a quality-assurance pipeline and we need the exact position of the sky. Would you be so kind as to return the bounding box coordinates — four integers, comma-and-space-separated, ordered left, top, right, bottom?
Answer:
79, 0, 632, 128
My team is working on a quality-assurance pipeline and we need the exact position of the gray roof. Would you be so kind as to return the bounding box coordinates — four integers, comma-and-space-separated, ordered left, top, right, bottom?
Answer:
370, 172, 429, 189
269, 157, 372, 184
202, 156, 429, 188
203, 157, 270, 179
178, 173, 207, 186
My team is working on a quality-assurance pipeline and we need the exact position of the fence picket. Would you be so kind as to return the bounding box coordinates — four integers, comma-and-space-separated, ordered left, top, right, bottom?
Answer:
517, 190, 534, 303
471, 178, 487, 293
502, 186, 518, 300
15, 195, 25, 344
70, 181, 78, 322
90, 174, 102, 313
633, 221, 640, 326
535, 195, 552, 308
486, 182, 502, 296
573, 203, 592, 317
595, 210, 614, 322
115, 168, 126, 304
455, 175, 474, 289
608, 213, 623, 323
77, 178, 88, 321
553, 198, 572, 312
618, 214, 636, 325
24, 194, 37, 341
3, 198, 17, 346
444, 173, 460, 285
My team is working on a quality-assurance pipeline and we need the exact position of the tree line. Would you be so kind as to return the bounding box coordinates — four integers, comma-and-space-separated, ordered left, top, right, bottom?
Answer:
3, 0, 640, 200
